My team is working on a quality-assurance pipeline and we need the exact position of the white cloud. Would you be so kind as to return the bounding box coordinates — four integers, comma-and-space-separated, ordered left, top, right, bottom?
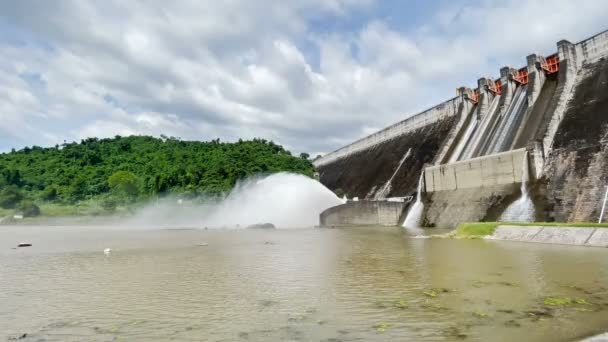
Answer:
0, 0, 607, 154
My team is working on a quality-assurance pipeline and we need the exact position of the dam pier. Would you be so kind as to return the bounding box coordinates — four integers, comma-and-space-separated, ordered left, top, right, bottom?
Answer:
316, 30, 608, 229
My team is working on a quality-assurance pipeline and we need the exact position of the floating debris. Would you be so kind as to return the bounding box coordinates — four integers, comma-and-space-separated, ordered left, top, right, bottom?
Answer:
421, 302, 448, 311
423, 287, 450, 297
395, 299, 409, 309
8, 333, 27, 340
497, 281, 519, 287
504, 319, 521, 328
472, 310, 489, 318
575, 298, 592, 305
443, 326, 468, 339
423, 290, 438, 298
496, 309, 515, 314
373, 322, 390, 333
543, 297, 572, 306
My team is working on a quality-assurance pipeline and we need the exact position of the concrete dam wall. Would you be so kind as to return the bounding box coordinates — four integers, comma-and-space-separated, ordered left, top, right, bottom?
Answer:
316, 29, 608, 228
315, 97, 470, 199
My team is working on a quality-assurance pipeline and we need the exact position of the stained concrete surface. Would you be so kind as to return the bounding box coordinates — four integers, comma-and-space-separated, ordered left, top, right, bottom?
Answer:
317, 115, 458, 199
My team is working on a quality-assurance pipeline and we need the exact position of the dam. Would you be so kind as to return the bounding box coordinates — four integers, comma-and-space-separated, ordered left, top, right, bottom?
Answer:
315, 30, 608, 228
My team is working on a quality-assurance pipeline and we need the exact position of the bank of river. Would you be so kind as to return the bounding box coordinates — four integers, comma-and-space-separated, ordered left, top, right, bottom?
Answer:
1, 225, 608, 341
453, 222, 608, 248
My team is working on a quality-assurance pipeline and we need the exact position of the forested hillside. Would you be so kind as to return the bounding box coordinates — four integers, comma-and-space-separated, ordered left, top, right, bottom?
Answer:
0, 136, 313, 213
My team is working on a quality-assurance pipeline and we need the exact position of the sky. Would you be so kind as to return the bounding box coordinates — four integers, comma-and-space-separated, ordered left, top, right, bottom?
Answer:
0, 0, 607, 156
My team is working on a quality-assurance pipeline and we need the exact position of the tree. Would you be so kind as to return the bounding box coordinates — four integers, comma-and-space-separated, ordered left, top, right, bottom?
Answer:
40, 186, 59, 201
101, 198, 117, 212
299, 152, 310, 160
0, 136, 315, 203
66, 176, 88, 203
0, 186, 24, 209
108, 171, 140, 201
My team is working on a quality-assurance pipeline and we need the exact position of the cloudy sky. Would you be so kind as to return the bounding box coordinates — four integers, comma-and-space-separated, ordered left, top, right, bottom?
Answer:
0, 0, 607, 155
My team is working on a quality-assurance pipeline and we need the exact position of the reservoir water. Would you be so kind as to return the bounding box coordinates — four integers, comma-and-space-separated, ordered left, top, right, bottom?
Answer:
1, 225, 608, 341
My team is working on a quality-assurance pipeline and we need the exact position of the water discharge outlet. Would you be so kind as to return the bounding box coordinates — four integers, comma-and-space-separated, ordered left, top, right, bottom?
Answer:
403, 171, 425, 231
599, 185, 608, 223
499, 151, 535, 222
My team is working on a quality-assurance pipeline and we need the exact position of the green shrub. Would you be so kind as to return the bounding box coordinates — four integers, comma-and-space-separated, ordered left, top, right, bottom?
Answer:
17, 201, 41, 217
40, 186, 59, 201
101, 198, 118, 212
108, 171, 140, 202
0, 186, 24, 209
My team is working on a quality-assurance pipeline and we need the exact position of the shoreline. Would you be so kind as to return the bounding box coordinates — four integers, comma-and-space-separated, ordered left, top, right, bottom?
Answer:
450, 222, 608, 248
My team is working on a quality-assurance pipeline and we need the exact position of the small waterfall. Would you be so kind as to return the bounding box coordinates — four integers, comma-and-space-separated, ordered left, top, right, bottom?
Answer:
599, 186, 608, 223
403, 171, 425, 230
499, 151, 535, 222
374, 148, 412, 199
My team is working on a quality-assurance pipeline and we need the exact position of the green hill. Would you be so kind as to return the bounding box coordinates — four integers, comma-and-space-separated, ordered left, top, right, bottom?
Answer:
0, 135, 314, 213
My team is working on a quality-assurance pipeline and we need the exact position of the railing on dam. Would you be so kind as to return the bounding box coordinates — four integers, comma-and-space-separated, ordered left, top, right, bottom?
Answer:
313, 96, 465, 167
425, 148, 527, 192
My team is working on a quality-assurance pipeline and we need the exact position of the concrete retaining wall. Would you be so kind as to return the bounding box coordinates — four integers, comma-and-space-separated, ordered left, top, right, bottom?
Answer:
424, 183, 518, 229
313, 96, 465, 167
425, 148, 527, 192
319, 201, 407, 227
489, 225, 608, 248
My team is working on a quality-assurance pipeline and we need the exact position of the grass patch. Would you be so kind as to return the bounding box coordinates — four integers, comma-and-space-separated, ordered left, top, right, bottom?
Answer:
455, 223, 499, 237
455, 222, 608, 238
0, 207, 13, 217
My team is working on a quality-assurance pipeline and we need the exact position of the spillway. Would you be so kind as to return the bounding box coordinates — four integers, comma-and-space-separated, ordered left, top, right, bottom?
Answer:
512, 74, 558, 149
484, 85, 529, 155
459, 94, 501, 160
448, 108, 478, 163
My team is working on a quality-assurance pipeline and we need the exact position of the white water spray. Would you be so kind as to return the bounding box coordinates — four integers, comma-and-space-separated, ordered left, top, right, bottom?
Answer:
403, 171, 425, 230
204, 173, 343, 228
123, 173, 342, 229
599, 185, 608, 223
499, 151, 535, 222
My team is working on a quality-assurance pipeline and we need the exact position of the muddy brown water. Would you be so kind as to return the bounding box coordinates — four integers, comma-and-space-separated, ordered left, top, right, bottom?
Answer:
1, 225, 607, 341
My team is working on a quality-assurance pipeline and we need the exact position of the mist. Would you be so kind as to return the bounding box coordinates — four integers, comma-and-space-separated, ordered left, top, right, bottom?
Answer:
123, 172, 342, 229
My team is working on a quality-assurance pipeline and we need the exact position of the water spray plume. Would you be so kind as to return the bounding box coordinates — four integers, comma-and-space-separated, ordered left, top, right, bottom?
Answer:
204, 172, 342, 228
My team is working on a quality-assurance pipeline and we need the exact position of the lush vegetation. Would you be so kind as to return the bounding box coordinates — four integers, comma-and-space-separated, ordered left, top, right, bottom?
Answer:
455, 222, 608, 238
0, 135, 314, 216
